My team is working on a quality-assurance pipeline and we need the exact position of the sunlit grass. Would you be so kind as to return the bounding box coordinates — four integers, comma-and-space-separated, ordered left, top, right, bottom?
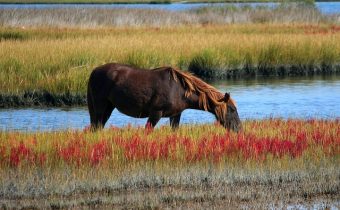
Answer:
1, 25, 340, 95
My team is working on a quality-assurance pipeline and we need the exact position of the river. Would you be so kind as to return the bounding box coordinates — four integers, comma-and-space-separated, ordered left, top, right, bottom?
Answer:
0, 75, 339, 131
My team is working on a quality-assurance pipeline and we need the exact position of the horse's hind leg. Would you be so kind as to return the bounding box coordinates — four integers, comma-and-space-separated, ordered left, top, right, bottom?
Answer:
88, 89, 114, 130
92, 101, 114, 130
146, 111, 162, 129
87, 87, 98, 130
170, 113, 181, 130
100, 102, 114, 127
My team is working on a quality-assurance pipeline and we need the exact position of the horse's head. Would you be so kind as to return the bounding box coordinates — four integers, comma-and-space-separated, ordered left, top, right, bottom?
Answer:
218, 93, 242, 132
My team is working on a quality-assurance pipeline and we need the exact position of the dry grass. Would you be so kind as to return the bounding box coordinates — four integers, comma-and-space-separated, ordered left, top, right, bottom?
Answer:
0, 164, 339, 209
0, 5, 337, 28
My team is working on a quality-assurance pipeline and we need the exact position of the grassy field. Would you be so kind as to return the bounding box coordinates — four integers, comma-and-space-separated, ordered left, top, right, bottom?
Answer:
0, 119, 339, 208
0, 25, 340, 96
0, 5, 339, 107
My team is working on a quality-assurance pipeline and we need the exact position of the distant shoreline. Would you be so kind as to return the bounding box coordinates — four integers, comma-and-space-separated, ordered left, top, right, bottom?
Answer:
1, 71, 340, 108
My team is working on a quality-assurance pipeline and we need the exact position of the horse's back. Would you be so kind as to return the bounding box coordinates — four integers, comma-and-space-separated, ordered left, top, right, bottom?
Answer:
88, 63, 179, 118
89, 63, 135, 84
89, 63, 171, 84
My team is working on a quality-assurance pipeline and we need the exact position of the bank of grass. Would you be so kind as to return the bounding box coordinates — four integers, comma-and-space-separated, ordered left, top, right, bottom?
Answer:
0, 25, 340, 107
0, 119, 339, 208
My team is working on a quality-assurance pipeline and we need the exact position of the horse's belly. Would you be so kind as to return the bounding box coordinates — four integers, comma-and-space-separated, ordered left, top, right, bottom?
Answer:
115, 106, 149, 118
109, 90, 152, 118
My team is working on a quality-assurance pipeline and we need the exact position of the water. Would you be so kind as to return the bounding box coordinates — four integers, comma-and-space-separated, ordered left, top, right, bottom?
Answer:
0, 2, 339, 14
269, 200, 340, 210
1, 76, 339, 131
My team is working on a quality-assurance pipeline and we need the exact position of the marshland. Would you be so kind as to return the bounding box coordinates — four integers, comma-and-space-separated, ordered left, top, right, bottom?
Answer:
0, 1, 339, 209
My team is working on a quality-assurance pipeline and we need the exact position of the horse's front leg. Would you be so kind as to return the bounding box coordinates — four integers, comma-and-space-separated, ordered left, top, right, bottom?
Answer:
170, 113, 182, 130
146, 111, 162, 129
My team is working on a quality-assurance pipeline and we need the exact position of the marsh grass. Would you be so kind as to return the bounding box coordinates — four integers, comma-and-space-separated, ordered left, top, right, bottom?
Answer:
0, 25, 340, 99
123, 50, 165, 69
0, 3, 338, 28
0, 91, 86, 107
0, 162, 338, 208
0, 6, 339, 101
0, 120, 339, 208
0, 31, 27, 41
188, 49, 222, 78
0, 119, 338, 170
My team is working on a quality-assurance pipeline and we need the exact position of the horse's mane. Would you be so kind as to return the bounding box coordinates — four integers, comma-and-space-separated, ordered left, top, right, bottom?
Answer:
168, 67, 236, 122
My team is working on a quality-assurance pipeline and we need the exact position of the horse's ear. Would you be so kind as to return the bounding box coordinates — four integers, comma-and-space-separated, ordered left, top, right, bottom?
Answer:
224, 92, 230, 102
218, 92, 230, 103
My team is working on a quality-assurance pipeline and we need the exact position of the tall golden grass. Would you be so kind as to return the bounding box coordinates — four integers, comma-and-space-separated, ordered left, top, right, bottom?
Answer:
1, 25, 340, 95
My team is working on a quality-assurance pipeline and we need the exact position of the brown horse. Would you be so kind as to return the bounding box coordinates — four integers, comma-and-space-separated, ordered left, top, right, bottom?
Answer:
87, 63, 242, 131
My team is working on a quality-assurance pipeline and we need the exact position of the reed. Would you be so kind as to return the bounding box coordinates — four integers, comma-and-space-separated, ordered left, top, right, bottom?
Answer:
0, 5, 337, 28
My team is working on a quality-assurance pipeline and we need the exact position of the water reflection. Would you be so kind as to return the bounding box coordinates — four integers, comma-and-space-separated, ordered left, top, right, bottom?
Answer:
0, 76, 339, 131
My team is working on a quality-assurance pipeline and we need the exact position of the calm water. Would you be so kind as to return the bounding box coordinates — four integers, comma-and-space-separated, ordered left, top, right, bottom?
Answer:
0, 76, 339, 131
0, 2, 339, 14
271, 200, 340, 210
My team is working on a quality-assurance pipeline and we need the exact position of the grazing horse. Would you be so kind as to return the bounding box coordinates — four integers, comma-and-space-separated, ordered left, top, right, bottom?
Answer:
87, 63, 242, 131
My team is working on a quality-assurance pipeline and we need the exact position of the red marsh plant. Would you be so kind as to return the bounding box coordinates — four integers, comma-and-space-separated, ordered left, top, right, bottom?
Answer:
0, 142, 46, 167
0, 119, 338, 168
56, 135, 112, 167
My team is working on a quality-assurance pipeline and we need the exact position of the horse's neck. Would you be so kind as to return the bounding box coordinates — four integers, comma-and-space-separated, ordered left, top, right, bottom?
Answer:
186, 93, 216, 115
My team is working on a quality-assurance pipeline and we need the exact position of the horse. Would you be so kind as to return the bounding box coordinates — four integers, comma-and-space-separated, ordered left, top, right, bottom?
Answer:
87, 63, 242, 131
